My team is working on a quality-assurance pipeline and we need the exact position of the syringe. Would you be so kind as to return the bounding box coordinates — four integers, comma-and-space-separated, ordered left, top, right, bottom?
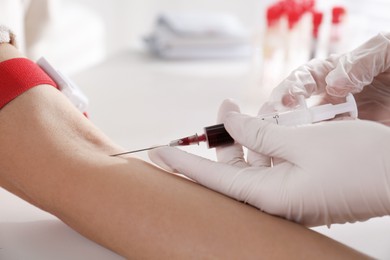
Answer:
110, 94, 357, 156
110, 124, 232, 156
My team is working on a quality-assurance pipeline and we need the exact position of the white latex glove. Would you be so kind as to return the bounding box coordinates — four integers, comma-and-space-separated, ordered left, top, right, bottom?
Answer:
149, 100, 390, 227
264, 32, 390, 126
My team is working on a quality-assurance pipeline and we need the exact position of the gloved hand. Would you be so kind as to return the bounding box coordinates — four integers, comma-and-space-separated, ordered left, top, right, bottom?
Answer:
264, 32, 390, 126
149, 99, 390, 227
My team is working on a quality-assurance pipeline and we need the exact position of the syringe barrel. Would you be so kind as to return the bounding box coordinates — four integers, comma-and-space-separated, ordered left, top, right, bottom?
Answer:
261, 109, 312, 126
204, 124, 234, 148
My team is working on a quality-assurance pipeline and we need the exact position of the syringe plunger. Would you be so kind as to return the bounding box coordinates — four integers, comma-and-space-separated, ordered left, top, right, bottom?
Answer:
204, 124, 234, 148
169, 123, 234, 148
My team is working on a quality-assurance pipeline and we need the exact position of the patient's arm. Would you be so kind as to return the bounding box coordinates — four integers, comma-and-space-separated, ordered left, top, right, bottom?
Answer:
0, 43, 371, 259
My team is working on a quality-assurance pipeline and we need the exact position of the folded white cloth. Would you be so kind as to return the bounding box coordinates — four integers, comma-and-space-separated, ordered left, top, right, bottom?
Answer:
144, 11, 252, 59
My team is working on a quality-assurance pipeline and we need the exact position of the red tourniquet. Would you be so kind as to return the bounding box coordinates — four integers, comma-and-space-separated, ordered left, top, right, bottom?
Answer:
0, 58, 57, 109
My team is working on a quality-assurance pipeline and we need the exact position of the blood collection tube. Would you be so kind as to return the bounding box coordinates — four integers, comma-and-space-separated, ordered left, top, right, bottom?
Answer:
310, 10, 323, 59
328, 6, 346, 55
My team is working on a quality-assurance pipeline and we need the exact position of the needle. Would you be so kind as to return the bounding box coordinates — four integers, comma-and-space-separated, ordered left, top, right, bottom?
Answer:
110, 145, 168, 157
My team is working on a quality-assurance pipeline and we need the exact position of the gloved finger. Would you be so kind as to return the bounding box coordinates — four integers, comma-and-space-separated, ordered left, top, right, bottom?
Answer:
326, 32, 390, 97
224, 112, 295, 161
216, 99, 247, 167
247, 147, 284, 167
258, 101, 277, 115
149, 141, 312, 223
236, 161, 304, 222
353, 78, 390, 125
224, 101, 281, 167
148, 146, 254, 200
267, 55, 339, 110
246, 103, 274, 167
246, 150, 272, 167
247, 102, 282, 167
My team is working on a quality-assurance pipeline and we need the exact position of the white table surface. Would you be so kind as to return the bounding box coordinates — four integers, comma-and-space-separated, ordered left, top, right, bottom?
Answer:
1, 50, 389, 259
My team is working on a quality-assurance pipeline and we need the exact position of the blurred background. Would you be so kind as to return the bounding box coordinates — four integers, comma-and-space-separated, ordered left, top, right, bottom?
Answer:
2, 0, 389, 74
